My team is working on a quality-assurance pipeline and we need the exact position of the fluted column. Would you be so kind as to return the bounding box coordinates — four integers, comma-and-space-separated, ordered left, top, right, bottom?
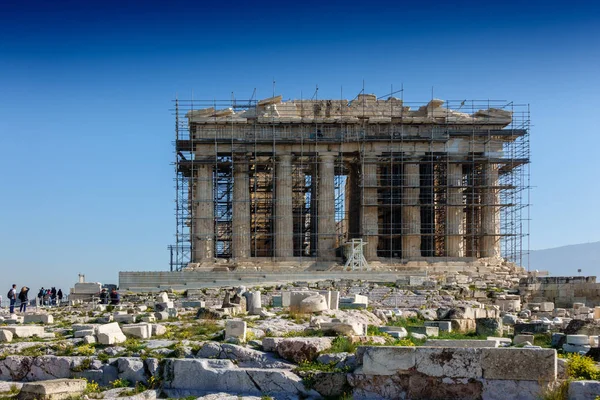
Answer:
402, 163, 421, 257
317, 154, 336, 259
360, 159, 379, 260
232, 159, 251, 259
481, 163, 500, 258
274, 154, 294, 258
446, 163, 464, 257
193, 163, 214, 261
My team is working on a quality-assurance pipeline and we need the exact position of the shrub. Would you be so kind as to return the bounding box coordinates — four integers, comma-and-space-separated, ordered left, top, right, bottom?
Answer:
83, 379, 101, 394
329, 336, 358, 354
565, 353, 600, 380
110, 378, 130, 388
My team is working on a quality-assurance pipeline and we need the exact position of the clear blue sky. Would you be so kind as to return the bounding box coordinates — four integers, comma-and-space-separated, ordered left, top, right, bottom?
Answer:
1, 0, 599, 290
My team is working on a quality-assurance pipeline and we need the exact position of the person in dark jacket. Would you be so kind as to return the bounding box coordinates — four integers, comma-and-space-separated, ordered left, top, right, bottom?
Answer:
99, 288, 109, 304
18, 286, 29, 313
57, 289, 63, 304
109, 289, 120, 305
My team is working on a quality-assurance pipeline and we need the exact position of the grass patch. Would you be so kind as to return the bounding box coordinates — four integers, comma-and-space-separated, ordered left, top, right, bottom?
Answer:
539, 380, 569, 400
436, 331, 487, 340
283, 329, 324, 338
386, 316, 424, 328
533, 333, 553, 348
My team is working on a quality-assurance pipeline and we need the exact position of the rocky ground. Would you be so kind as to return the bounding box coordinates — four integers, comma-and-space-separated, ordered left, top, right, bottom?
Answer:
0, 272, 599, 399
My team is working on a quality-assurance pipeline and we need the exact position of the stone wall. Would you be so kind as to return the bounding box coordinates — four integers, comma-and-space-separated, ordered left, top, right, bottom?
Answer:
519, 276, 600, 307
350, 346, 557, 400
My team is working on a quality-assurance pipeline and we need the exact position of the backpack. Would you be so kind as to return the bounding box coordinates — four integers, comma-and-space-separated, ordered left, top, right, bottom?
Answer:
7, 289, 13, 298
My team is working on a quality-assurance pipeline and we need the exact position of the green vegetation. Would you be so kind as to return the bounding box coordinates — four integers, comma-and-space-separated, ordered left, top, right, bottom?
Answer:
75, 343, 96, 356
283, 329, 324, 338
565, 353, 600, 380
436, 331, 487, 341
294, 360, 351, 390
120, 381, 148, 396
71, 358, 92, 372
17, 344, 45, 357
539, 380, 569, 400
97, 352, 110, 363
83, 379, 101, 394
110, 378, 129, 388
123, 338, 146, 354
533, 333, 553, 348
329, 336, 359, 354
164, 321, 223, 341
386, 316, 424, 328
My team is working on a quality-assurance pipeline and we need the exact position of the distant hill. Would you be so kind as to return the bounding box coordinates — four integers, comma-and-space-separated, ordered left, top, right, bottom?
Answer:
528, 241, 600, 277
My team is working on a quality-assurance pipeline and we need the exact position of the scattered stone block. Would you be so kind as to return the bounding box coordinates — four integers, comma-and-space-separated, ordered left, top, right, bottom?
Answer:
152, 324, 167, 336
540, 302, 554, 312
96, 322, 127, 345
276, 337, 333, 363
476, 318, 503, 337
568, 380, 600, 400
409, 326, 439, 337
121, 323, 153, 339
113, 314, 136, 323
1, 325, 44, 338
156, 292, 169, 303
563, 343, 591, 354
181, 301, 205, 308
415, 347, 482, 378
18, 378, 86, 400
23, 314, 54, 324
154, 311, 169, 321
424, 321, 452, 332
514, 334, 535, 346
567, 335, 589, 345
83, 335, 96, 344
74, 329, 95, 338
299, 295, 328, 313
361, 346, 416, 375
225, 320, 246, 342
480, 348, 556, 381
0, 329, 13, 342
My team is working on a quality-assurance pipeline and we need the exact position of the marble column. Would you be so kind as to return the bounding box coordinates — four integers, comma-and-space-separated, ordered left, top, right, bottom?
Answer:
274, 154, 294, 257
446, 163, 464, 257
317, 154, 336, 259
360, 159, 379, 260
402, 163, 421, 257
232, 159, 251, 259
193, 163, 214, 262
480, 163, 500, 258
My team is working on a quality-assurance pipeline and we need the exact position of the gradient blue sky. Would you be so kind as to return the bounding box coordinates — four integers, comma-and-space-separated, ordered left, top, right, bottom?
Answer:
1, 0, 599, 290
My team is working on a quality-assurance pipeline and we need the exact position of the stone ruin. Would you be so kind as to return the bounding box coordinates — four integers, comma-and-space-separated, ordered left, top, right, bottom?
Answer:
0, 272, 599, 399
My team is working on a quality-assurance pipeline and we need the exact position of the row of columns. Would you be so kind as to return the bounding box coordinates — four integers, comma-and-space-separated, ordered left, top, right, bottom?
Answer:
192, 156, 500, 262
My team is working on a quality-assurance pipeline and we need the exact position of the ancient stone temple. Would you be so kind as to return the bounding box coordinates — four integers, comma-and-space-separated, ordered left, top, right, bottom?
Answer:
170, 94, 529, 270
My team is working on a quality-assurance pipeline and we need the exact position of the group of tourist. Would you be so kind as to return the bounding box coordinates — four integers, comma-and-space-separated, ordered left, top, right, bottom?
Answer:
5, 284, 30, 313
1, 284, 65, 313
37, 286, 63, 306
99, 287, 120, 305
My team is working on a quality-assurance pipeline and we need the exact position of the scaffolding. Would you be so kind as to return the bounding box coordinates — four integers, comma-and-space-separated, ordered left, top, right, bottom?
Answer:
170, 92, 530, 272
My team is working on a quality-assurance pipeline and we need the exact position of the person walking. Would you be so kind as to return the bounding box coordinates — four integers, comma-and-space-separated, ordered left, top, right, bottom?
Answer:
8, 284, 17, 314
57, 289, 63, 304
18, 286, 29, 313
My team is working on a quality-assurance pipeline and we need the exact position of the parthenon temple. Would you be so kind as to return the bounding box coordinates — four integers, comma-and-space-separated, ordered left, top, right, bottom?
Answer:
171, 93, 529, 271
